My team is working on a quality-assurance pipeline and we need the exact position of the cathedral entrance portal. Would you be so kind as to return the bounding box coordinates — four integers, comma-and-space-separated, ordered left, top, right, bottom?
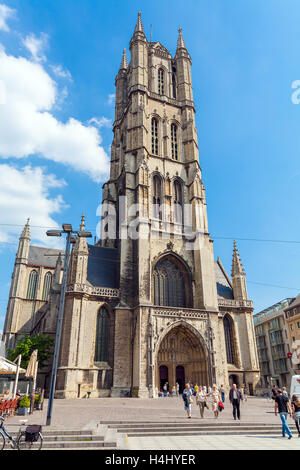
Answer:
156, 324, 208, 393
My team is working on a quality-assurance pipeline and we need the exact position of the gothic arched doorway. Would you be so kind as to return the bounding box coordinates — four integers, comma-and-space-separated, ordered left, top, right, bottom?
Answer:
156, 324, 208, 392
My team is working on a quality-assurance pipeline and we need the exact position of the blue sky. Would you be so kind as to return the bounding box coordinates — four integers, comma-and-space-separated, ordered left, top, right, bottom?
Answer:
0, 0, 300, 330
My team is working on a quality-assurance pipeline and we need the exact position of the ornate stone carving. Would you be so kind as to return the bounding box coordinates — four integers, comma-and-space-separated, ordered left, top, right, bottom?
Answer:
67, 283, 120, 298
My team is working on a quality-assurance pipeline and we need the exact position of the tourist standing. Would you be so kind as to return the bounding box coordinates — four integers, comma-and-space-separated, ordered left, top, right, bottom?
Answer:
229, 384, 242, 420
220, 384, 225, 403
176, 382, 180, 396
243, 386, 248, 402
182, 383, 193, 419
196, 386, 207, 418
211, 384, 221, 419
274, 389, 293, 439
291, 394, 300, 437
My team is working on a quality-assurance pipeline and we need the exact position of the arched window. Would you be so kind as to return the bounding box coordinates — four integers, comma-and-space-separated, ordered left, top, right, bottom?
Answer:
151, 117, 159, 155
94, 307, 109, 363
223, 315, 235, 364
152, 175, 162, 220
171, 124, 178, 160
174, 180, 183, 223
172, 67, 177, 99
26, 270, 38, 300
42, 272, 52, 301
153, 257, 189, 307
158, 68, 164, 95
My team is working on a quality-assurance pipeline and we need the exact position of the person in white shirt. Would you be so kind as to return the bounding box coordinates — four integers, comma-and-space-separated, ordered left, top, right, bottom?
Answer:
196, 386, 207, 418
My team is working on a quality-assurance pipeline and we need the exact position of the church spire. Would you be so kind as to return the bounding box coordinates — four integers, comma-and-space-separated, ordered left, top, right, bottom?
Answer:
119, 48, 128, 70
134, 11, 144, 34
16, 218, 30, 263
176, 27, 186, 50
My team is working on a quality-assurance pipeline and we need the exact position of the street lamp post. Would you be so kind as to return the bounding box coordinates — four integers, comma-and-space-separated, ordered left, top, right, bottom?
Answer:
46, 223, 92, 426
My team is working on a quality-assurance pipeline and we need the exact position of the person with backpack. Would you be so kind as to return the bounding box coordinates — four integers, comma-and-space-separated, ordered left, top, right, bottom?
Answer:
274, 388, 293, 439
182, 383, 193, 418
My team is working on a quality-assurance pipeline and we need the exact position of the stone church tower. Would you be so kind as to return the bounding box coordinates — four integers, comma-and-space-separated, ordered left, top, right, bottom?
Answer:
2, 13, 260, 398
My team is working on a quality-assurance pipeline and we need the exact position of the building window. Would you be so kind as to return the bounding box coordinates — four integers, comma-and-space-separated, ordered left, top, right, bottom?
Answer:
152, 175, 162, 220
42, 272, 52, 301
151, 118, 159, 155
158, 68, 164, 95
153, 257, 188, 307
171, 124, 178, 160
26, 270, 38, 300
297, 321, 300, 328
172, 67, 177, 99
290, 324, 294, 331
174, 180, 183, 223
94, 307, 109, 363
223, 315, 235, 365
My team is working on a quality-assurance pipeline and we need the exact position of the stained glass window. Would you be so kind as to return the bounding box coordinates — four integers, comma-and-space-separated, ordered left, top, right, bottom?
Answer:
151, 118, 158, 155
94, 307, 109, 363
42, 272, 52, 301
153, 258, 186, 307
223, 315, 235, 364
26, 270, 38, 300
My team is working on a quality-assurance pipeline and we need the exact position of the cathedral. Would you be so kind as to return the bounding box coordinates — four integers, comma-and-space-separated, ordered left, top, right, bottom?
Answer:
2, 13, 260, 398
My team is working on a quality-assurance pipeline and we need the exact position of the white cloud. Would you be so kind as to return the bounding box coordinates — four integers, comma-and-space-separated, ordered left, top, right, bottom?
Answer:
50, 64, 72, 81
0, 47, 110, 182
0, 4, 15, 32
0, 164, 66, 247
107, 93, 115, 105
88, 116, 112, 128
22, 32, 48, 62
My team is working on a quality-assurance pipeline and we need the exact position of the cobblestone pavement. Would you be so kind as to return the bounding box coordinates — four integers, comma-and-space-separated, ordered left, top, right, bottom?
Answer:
2, 396, 294, 430
128, 434, 300, 450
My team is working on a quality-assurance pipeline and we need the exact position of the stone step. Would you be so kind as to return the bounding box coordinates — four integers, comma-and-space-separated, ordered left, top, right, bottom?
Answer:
41, 440, 117, 449
125, 429, 298, 437
105, 422, 297, 429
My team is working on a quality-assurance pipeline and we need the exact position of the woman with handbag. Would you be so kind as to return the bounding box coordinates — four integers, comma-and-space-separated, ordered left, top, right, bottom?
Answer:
182, 383, 193, 418
196, 386, 207, 418
211, 384, 221, 419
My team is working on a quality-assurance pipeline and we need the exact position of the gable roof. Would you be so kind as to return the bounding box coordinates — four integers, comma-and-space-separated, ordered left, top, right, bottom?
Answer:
86, 245, 119, 288
215, 258, 234, 300
28, 246, 63, 268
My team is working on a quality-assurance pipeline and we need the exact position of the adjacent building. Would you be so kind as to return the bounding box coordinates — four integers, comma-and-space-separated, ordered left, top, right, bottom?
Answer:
254, 298, 295, 392
284, 294, 300, 374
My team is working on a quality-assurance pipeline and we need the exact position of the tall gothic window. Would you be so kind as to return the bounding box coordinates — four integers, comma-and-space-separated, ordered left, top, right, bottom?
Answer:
151, 118, 159, 155
174, 180, 183, 223
153, 258, 187, 307
42, 272, 52, 301
171, 124, 178, 160
94, 307, 109, 363
172, 67, 177, 99
26, 270, 38, 300
158, 68, 164, 95
223, 315, 235, 364
152, 175, 162, 220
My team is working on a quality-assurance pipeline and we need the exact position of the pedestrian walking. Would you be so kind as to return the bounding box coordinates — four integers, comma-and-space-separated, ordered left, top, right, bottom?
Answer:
196, 386, 207, 418
219, 384, 225, 403
282, 387, 288, 398
291, 394, 300, 437
182, 383, 193, 419
229, 383, 242, 420
211, 384, 221, 419
243, 386, 248, 402
274, 388, 293, 439
176, 382, 180, 396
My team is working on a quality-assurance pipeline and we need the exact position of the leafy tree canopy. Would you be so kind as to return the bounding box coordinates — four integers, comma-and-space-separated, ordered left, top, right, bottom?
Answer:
7, 334, 54, 369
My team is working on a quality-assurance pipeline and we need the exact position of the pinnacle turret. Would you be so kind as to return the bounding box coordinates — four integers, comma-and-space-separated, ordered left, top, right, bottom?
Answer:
176, 27, 186, 50
231, 240, 245, 277
134, 11, 144, 34
20, 218, 30, 240
80, 213, 85, 231
119, 48, 128, 70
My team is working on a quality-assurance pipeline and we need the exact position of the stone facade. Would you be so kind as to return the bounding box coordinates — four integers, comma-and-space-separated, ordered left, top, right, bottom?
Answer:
2, 13, 260, 398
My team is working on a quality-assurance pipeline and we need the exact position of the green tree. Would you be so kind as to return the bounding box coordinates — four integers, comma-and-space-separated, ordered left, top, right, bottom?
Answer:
7, 334, 54, 369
